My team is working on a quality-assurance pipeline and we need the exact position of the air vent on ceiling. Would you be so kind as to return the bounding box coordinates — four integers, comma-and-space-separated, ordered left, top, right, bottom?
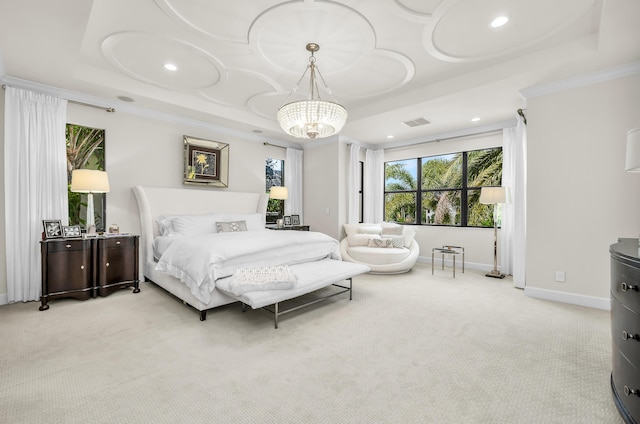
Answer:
401, 117, 431, 127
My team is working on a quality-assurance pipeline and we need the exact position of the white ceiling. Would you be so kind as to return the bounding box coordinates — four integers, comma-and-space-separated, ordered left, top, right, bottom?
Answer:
1, 0, 639, 147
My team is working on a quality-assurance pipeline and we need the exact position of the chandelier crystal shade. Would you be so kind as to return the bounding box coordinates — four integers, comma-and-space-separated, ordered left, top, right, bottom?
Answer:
277, 43, 347, 140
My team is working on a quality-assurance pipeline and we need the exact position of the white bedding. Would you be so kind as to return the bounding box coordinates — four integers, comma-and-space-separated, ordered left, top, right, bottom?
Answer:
154, 230, 341, 303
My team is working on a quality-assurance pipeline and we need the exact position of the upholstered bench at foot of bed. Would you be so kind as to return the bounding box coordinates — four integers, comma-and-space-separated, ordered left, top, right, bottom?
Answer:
216, 258, 370, 328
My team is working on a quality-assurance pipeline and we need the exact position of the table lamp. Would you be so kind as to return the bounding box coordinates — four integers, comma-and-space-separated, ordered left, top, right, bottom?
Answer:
269, 186, 288, 227
70, 169, 110, 233
480, 186, 507, 279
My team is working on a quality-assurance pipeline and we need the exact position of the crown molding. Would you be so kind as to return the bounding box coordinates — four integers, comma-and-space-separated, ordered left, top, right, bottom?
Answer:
0, 75, 299, 147
520, 61, 640, 99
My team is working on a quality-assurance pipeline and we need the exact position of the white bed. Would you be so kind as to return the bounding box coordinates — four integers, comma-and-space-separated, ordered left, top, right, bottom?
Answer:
133, 185, 368, 324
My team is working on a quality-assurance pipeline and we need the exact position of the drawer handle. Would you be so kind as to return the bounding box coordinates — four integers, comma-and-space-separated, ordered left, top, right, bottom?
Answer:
621, 283, 639, 292
622, 331, 639, 341
624, 386, 639, 397
66, 244, 71, 248
106, 262, 110, 267
116, 241, 121, 245
80, 265, 84, 270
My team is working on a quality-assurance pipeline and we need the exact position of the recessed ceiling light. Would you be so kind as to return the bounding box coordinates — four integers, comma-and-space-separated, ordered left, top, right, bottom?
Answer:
164, 63, 177, 71
387, 135, 394, 139
471, 117, 481, 122
490, 16, 509, 28
252, 129, 263, 134
117, 95, 134, 102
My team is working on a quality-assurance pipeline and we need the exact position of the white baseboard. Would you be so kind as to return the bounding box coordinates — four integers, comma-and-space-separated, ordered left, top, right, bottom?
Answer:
0, 293, 8, 306
524, 286, 611, 311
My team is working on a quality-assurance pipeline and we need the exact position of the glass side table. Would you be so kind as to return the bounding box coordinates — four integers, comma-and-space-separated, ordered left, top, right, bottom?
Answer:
442, 245, 464, 273
432, 247, 463, 278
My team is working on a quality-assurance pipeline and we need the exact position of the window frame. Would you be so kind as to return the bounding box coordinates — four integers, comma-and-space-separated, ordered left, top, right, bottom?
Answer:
384, 147, 502, 228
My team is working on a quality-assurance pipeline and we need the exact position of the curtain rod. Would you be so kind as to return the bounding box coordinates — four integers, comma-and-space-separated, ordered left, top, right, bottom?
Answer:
263, 142, 286, 149
383, 128, 503, 151
2, 84, 116, 113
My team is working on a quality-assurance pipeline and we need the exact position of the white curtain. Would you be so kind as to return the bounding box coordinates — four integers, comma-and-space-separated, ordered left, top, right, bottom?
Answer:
364, 149, 384, 223
501, 114, 527, 288
4, 87, 68, 303
347, 144, 361, 223
284, 147, 303, 223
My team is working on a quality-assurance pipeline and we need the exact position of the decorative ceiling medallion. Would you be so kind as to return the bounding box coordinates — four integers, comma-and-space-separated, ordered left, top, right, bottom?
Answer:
102, 32, 222, 90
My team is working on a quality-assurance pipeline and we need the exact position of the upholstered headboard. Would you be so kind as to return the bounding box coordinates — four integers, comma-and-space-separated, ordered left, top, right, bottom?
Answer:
132, 185, 269, 273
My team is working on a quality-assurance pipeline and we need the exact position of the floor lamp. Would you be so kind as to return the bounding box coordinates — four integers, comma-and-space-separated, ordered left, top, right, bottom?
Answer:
70, 169, 110, 233
480, 186, 507, 279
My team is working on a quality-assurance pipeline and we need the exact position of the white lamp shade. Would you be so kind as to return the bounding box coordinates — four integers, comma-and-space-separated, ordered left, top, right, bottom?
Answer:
269, 186, 288, 200
479, 186, 507, 204
70, 169, 110, 193
626, 128, 640, 172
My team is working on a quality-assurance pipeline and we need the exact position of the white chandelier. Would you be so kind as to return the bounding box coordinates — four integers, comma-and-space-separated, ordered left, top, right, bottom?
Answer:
277, 43, 348, 140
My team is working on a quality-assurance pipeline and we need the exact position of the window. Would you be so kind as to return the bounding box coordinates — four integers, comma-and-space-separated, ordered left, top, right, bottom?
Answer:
66, 124, 106, 231
265, 158, 285, 224
384, 147, 502, 227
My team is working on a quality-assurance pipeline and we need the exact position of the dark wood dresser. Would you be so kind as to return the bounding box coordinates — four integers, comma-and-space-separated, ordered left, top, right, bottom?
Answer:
611, 237, 640, 423
40, 235, 139, 310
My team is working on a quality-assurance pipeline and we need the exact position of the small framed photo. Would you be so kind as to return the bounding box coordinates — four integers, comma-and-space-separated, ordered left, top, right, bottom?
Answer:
283, 216, 292, 226
43, 220, 63, 239
62, 225, 82, 238
291, 215, 300, 225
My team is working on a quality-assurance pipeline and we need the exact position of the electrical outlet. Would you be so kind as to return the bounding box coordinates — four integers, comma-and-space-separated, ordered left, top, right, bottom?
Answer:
554, 271, 566, 282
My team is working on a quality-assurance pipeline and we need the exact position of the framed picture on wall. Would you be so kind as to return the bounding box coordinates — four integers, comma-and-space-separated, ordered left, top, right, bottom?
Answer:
283, 216, 292, 226
291, 215, 300, 225
183, 135, 229, 187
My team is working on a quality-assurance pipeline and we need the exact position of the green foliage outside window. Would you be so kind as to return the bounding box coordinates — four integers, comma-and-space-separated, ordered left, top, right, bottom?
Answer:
66, 124, 106, 230
384, 147, 502, 227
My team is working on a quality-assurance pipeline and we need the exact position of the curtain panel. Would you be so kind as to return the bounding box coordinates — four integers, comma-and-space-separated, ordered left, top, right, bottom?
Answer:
284, 148, 303, 223
4, 87, 68, 302
364, 149, 384, 223
501, 115, 527, 288
347, 144, 361, 224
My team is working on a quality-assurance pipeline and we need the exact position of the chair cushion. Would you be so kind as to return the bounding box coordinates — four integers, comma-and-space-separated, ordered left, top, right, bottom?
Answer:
347, 246, 411, 265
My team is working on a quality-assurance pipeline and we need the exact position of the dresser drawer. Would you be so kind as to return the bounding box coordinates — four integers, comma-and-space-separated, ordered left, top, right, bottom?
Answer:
612, 296, 640, 361
612, 349, 640, 420
612, 258, 640, 312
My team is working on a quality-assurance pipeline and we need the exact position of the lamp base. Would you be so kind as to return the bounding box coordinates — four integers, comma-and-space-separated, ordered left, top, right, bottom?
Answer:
485, 270, 506, 279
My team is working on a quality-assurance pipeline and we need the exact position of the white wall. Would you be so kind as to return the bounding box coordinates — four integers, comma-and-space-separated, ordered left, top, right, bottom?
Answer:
525, 72, 640, 308
304, 140, 341, 239
0, 89, 5, 302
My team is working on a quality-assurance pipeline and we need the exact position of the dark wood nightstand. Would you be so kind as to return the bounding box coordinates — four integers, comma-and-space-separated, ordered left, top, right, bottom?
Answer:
267, 225, 310, 231
39, 235, 140, 310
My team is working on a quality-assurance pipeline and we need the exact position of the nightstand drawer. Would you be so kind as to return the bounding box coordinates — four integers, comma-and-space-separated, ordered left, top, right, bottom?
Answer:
612, 296, 640, 360
612, 258, 640, 313
45, 239, 90, 253
612, 349, 640, 420
103, 236, 136, 249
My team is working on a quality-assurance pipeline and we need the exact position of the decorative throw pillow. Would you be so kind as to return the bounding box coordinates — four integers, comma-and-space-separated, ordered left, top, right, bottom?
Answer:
367, 238, 394, 248
216, 221, 248, 232
382, 235, 405, 248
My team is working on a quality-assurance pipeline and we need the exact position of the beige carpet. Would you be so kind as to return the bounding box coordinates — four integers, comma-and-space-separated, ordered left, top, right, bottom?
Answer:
0, 263, 623, 423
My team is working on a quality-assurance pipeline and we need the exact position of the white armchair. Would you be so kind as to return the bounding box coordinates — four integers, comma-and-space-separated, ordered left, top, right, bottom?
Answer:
340, 223, 419, 274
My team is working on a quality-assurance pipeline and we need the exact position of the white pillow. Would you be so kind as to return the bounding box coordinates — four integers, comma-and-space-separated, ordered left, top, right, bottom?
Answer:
347, 234, 380, 246
156, 214, 216, 237
214, 213, 264, 231
343, 223, 381, 237
381, 222, 404, 236
403, 228, 416, 248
